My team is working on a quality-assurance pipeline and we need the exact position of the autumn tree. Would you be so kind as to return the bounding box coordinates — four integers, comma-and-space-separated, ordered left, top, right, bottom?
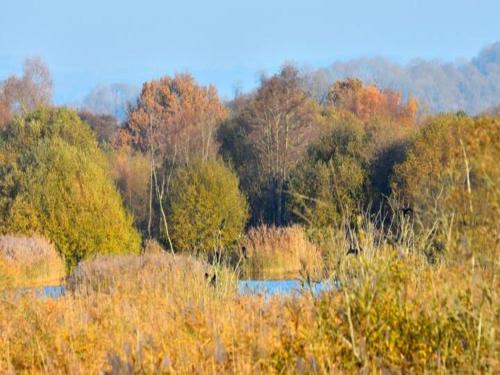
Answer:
233, 66, 318, 225
121, 74, 227, 162
0, 57, 52, 127
325, 78, 419, 208
78, 111, 120, 145
119, 74, 227, 244
392, 114, 499, 261
326, 78, 417, 124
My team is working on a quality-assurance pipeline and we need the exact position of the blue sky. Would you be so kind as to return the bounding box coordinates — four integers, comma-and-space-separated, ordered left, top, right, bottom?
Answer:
1, 0, 499, 103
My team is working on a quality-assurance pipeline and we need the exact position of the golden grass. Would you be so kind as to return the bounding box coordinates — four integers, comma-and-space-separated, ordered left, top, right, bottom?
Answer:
0, 249, 497, 373
240, 225, 323, 279
0, 234, 65, 289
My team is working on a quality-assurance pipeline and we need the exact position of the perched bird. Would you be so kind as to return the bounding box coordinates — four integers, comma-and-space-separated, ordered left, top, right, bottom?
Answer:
399, 205, 413, 217
204, 272, 217, 287
346, 246, 361, 256
240, 245, 248, 259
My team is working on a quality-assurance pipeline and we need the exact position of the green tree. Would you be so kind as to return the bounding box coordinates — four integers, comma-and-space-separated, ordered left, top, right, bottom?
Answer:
0, 108, 140, 271
168, 160, 248, 255
288, 113, 369, 227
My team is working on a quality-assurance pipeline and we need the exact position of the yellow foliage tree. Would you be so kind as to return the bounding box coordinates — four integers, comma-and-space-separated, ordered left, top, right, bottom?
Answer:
392, 114, 499, 260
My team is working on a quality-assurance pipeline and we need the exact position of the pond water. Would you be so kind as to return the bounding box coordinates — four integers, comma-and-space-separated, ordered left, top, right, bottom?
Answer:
238, 279, 337, 296
28, 280, 338, 299
18, 285, 66, 298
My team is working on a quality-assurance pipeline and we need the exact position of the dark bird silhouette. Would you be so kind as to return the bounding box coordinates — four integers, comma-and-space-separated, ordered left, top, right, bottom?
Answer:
204, 272, 217, 287
241, 245, 248, 259
346, 246, 361, 256
399, 205, 413, 217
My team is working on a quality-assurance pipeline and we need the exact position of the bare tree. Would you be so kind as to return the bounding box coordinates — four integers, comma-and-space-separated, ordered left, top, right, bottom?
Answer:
244, 65, 318, 225
0, 57, 53, 127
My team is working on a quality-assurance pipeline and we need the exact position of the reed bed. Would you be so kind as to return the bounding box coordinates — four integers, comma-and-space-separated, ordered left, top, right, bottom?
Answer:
0, 234, 64, 289
240, 225, 323, 278
0, 248, 497, 373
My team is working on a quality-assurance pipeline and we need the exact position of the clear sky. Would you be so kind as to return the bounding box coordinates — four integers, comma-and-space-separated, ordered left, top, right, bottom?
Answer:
1, 0, 499, 103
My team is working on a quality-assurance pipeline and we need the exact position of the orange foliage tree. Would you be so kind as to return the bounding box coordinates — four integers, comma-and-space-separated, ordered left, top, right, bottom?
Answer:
325, 79, 419, 204
120, 74, 227, 163
326, 78, 417, 124
118, 74, 227, 242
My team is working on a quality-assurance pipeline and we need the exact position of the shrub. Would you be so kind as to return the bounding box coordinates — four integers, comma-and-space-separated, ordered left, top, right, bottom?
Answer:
0, 108, 141, 271
0, 234, 64, 287
168, 159, 248, 255
241, 225, 323, 278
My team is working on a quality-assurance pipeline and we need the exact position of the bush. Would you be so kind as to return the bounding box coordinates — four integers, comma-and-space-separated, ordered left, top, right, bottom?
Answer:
168, 159, 248, 255
0, 108, 141, 271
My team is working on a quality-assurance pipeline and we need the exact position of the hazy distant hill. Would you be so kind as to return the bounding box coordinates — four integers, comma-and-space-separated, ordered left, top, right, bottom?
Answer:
302, 42, 500, 115
79, 43, 499, 119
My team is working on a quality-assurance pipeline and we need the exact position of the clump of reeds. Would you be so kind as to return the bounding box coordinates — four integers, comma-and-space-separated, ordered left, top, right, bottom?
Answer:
67, 253, 237, 300
0, 234, 64, 288
240, 225, 323, 278
142, 239, 165, 255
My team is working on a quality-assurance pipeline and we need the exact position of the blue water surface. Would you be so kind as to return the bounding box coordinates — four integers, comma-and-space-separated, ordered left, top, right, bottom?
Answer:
41, 285, 65, 298
238, 279, 337, 296
31, 280, 337, 299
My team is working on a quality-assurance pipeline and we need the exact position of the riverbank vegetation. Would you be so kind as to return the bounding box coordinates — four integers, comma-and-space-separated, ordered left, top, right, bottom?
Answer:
0, 58, 498, 372
0, 249, 497, 373
0, 235, 64, 289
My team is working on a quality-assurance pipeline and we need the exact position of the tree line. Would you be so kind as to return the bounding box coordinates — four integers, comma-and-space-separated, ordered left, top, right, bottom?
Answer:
0, 59, 498, 270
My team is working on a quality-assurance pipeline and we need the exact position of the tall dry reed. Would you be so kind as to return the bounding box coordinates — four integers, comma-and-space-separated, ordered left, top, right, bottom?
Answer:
0, 234, 64, 288
240, 225, 323, 278
0, 251, 496, 373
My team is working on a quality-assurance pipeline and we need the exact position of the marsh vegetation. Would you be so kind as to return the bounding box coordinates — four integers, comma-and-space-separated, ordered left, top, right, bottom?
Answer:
0, 58, 498, 373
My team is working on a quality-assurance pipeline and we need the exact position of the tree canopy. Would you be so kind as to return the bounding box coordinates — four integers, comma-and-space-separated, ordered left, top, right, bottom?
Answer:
0, 108, 140, 271
168, 159, 248, 255
392, 114, 499, 258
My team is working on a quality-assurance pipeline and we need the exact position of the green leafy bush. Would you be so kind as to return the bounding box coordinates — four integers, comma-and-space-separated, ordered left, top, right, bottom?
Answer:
168, 159, 248, 255
0, 108, 140, 271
